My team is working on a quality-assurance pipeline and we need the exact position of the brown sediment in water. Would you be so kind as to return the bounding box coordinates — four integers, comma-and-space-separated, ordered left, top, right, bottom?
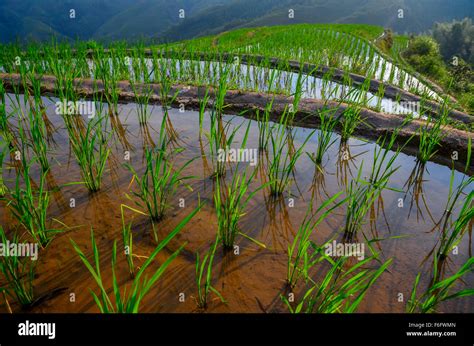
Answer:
0, 93, 472, 314
0, 72, 472, 173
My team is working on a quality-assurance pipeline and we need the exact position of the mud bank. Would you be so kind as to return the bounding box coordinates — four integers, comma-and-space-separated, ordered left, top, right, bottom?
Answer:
1, 72, 472, 171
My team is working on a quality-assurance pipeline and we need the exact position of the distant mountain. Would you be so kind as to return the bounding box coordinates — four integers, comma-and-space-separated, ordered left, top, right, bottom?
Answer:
164, 0, 473, 41
0, 0, 131, 42
93, 0, 227, 41
0, 0, 472, 43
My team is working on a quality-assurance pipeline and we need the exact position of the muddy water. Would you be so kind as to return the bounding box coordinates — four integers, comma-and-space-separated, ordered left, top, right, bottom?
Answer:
0, 95, 472, 313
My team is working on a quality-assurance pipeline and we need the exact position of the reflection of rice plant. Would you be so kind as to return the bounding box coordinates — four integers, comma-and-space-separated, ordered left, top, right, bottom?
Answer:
7, 150, 59, 247
407, 257, 474, 313
284, 254, 392, 313
435, 173, 473, 262
126, 118, 194, 222
195, 235, 225, 310
0, 227, 35, 308
71, 207, 199, 313
66, 116, 111, 192
287, 193, 344, 288
268, 110, 314, 196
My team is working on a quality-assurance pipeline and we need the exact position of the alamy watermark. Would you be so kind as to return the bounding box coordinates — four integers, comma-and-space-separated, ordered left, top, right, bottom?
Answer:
217, 147, 258, 166
55, 100, 96, 118
382, 100, 420, 115
324, 240, 365, 260
18, 320, 55, 339
0, 241, 38, 261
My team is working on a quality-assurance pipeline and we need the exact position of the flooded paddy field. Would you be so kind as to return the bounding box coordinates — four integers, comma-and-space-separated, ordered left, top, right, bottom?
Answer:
0, 94, 472, 313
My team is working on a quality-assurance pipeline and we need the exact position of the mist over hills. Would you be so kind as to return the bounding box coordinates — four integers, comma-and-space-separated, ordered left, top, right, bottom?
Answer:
0, 0, 472, 43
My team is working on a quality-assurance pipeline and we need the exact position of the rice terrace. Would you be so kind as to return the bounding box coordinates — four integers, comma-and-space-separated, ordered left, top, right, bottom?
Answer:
0, 6, 473, 318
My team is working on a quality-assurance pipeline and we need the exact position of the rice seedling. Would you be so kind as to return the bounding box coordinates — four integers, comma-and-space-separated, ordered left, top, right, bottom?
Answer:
407, 256, 474, 313
119, 204, 148, 279
339, 102, 363, 143
206, 114, 246, 178
287, 193, 345, 288
126, 118, 195, 222
93, 50, 121, 115
465, 137, 472, 173
374, 84, 385, 112
214, 166, 266, 251
284, 254, 392, 313
0, 81, 14, 145
194, 235, 225, 310
367, 126, 409, 189
66, 115, 111, 192
0, 142, 7, 197
26, 71, 56, 145
307, 106, 339, 166
291, 69, 305, 118
213, 65, 230, 119
342, 166, 382, 239
130, 81, 153, 124
0, 227, 35, 308
6, 143, 60, 247
121, 220, 134, 279
154, 58, 181, 142
268, 110, 314, 196
47, 47, 79, 107
434, 171, 473, 262
70, 207, 199, 313
343, 129, 405, 239
417, 102, 448, 164
157, 57, 179, 113
198, 87, 211, 134
23, 105, 49, 172
256, 99, 274, 151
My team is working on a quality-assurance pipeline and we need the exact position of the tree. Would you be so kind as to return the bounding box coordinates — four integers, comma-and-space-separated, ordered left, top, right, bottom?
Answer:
432, 18, 474, 66
402, 36, 446, 79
